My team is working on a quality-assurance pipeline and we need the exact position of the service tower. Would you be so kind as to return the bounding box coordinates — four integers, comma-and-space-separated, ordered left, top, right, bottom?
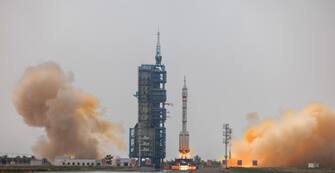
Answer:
129, 32, 167, 169
179, 77, 190, 159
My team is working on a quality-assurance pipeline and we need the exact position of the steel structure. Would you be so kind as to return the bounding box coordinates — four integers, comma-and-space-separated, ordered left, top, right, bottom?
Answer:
223, 123, 232, 169
129, 32, 167, 169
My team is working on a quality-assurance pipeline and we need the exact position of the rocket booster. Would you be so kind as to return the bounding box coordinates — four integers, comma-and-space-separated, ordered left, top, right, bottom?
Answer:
179, 76, 190, 157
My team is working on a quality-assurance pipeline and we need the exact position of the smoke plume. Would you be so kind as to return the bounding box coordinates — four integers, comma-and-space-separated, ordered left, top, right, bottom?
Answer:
12, 62, 125, 160
232, 103, 335, 167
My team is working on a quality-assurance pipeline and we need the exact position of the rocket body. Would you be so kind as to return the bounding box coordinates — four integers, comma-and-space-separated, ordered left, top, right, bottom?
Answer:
179, 77, 190, 158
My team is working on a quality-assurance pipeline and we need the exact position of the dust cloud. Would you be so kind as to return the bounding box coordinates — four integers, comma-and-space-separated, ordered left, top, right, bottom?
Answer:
232, 103, 335, 167
12, 62, 125, 160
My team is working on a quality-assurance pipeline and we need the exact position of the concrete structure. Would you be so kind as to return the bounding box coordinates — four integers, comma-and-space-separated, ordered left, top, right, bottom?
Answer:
129, 31, 167, 168
179, 77, 190, 159
53, 156, 101, 166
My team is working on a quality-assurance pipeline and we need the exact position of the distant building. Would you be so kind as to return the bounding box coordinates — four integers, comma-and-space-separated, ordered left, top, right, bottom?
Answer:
111, 156, 130, 167
0, 155, 49, 166
53, 156, 101, 166
31, 159, 48, 166
308, 162, 320, 168
252, 160, 258, 166
237, 160, 243, 166
207, 160, 213, 167
101, 155, 134, 167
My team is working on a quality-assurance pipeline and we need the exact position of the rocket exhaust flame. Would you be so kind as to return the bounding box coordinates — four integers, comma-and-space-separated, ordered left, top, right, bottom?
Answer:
12, 62, 125, 160
231, 103, 335, 167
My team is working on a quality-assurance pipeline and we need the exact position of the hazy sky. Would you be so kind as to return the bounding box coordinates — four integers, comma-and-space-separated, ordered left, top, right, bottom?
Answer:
1, 0, 335, 160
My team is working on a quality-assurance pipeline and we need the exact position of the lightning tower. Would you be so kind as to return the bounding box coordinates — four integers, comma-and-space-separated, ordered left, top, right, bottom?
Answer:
223, 123, 232, 169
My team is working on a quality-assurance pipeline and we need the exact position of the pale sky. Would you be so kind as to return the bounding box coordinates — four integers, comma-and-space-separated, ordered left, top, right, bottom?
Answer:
1, 0, 335, 160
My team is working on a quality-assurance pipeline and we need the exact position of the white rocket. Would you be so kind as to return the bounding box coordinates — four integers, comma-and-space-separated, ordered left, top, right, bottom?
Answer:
179, 76, 190, 158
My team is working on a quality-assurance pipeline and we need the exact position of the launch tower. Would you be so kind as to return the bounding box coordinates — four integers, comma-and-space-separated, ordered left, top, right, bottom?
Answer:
129, 32, 167, 169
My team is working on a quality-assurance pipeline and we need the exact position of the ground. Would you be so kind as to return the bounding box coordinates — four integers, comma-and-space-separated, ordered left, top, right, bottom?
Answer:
191, 167, 335, 173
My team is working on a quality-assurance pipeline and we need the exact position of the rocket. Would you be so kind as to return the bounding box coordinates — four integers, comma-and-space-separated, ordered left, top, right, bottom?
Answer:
179, 76, 190, 158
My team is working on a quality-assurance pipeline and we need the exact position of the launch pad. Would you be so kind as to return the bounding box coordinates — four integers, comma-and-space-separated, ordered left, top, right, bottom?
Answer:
171, 158, 197, 171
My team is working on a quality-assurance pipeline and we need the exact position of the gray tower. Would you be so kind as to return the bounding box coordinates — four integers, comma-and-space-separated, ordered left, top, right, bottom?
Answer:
129, 32, 167, 169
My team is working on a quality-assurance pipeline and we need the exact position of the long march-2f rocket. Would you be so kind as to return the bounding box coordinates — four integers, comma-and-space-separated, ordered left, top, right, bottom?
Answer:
179, 77, 190, 159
